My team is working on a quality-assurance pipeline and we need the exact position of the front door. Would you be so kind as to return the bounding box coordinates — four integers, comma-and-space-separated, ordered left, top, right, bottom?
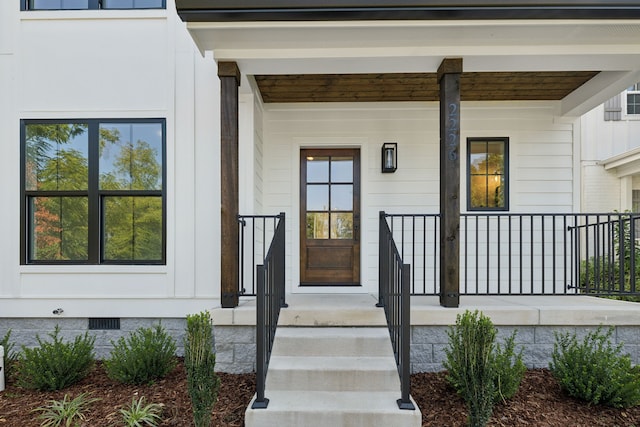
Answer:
300, 149, 360, 286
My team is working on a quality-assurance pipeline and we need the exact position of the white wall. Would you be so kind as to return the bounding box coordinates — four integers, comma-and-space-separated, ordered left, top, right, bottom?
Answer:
580, 102, 640, 213
262, 100, 575, 293
581, 103, 640, 161
0, 2, 222, 317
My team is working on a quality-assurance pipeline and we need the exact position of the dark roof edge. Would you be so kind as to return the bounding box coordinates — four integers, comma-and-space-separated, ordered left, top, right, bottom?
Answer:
176, 6, 640, 22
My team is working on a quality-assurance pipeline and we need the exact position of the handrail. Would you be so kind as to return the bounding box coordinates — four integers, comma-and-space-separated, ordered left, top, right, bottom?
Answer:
251, 212, 287, 409
378, 211, 415, 410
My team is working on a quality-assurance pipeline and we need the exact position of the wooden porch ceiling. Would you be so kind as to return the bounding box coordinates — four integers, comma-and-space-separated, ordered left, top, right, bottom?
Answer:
254, 71, 599, 103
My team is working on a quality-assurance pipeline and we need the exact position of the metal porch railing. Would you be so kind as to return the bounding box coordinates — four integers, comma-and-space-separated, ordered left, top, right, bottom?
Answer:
378, 212, 415, 410
382, 211, 640, 298
249, 213, 287, 409
238, 214, 283, 296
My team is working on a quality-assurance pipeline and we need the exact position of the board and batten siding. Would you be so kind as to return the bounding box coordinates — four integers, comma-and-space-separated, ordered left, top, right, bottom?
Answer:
260, 101, 576, 294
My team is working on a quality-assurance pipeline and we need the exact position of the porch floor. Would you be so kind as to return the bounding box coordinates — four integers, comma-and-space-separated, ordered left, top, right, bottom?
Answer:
211, 294, 640, 327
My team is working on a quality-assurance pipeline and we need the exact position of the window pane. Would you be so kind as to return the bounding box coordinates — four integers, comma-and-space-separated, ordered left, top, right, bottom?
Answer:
331, 213, 353, 239
469, 139, 506, 209
31, 0, 89, 9
25, 123, 89, 191
30, 197, 88, 261
470, 176, 488, 208
104, 196, 163, 261
331, 157, 353, 182
307, 185, 329, 211
331, 184, 353, 211
307, 156, 329, 183
103, 0, 164, 8
469, 144, 487, 174
99, 123, 163, 190
306, 212, 328, 239
628, 94, 640, 115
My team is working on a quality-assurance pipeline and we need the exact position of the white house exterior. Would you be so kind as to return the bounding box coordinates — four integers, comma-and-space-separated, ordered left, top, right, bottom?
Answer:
3, 1, 640, 367
580, 86, 640, 214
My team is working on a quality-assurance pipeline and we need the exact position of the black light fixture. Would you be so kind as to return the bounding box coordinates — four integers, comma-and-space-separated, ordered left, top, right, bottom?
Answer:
381, 142, 397, 173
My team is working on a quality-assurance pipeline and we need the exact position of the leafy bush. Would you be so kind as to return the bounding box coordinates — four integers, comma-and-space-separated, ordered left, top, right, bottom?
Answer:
105, 323, 177, 385
550, 326, 640, 408
1, 329, 18, 380
33, 392, 100, 427
444, 310, 525, 427
119, 396, 163, 427
17, 326, 95, 391
184, 311, 220, 427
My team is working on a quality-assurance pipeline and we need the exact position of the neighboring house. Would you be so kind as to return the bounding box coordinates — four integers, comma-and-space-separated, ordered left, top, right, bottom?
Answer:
2, 1, 640, 365
580, 84, 640, 216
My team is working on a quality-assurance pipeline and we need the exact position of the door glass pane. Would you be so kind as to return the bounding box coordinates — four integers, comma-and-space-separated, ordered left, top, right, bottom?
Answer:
104, 196, 163, 261
307, 185, 329, 211
331, 213, 353, 239
331, 157, 353, 182
99, 123, 163, 191
307, 156, 329, 183
306, 213, 328, 239
331, 184, 353, 211
30, 197, 88, 261
25, 123, 89, 191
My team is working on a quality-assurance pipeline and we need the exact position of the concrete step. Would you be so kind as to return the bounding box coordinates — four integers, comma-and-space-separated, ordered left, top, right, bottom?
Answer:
245, 390, 422, 427
272, 327, 394, 357
266, 355, 400, 391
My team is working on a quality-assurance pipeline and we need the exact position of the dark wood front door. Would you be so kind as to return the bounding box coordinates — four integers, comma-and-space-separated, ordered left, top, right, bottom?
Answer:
300, 149, 361, 286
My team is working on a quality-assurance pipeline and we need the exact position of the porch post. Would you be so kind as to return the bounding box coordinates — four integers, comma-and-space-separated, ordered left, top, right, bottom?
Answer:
218, 61, 241, 308
438, 58, 462, 308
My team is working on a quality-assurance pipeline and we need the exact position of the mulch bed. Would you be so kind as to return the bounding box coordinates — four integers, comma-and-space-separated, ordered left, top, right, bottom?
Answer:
1, 362, 640, 426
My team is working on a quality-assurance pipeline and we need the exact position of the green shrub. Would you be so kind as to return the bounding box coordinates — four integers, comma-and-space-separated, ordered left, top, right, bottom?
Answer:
33, 392, 100, 427
17, 326, 95, 391
444, 310, 525, 427
1, 329, 18, 380
550, 326, 640, 408
119, 396, 163, 427
105, 323, 177, 385
184, 311, 220, 427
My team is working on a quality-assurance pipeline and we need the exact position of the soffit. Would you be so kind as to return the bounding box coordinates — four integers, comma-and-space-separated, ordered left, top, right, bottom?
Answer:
254, 71, 599, 103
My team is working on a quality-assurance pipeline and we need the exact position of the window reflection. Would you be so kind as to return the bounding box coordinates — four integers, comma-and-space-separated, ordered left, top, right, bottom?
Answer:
307, 157, 329, 183
306, 213, 329, 239
468, 139, 507, 210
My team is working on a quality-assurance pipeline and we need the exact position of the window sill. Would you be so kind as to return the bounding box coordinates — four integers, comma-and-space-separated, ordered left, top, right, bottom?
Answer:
19, 264, 167, 274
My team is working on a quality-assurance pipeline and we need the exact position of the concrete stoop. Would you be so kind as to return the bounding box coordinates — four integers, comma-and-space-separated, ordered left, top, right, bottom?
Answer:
245, 327, 422, 427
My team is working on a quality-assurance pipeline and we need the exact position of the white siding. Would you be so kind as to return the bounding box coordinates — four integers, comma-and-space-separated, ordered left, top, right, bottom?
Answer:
1, 4, 221, 316
262, 101, 575, 293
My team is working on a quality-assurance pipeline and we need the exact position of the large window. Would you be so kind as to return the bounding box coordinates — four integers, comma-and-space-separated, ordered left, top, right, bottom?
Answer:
21, 119, 165, 264
467, 138, 509, 211
22, 0, 165, 10
627, 83, 640, 115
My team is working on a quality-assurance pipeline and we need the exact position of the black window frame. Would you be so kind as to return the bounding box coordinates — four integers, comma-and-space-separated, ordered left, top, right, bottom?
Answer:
21, 0, 166, 11
467, 137, 509, 212
627, 83, 640, 115
20, 118, 167, 265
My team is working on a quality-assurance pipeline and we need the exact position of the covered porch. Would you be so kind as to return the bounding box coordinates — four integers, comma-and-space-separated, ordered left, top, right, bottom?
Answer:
176, 1, 640, 309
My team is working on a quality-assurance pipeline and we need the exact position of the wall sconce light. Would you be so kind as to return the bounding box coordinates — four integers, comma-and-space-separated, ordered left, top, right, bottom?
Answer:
381, 142, 397, 173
